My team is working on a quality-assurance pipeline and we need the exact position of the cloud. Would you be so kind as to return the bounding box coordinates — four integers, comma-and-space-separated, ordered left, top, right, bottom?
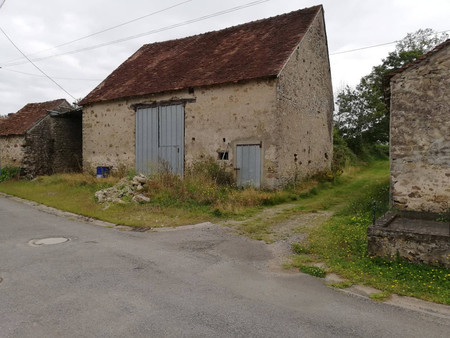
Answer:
0, 0, 449, 115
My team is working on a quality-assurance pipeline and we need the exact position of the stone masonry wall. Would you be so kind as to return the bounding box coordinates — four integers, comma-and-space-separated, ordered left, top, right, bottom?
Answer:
275, 9, 333, 183
82, 90, 195, 173
82, 12, 333, 188
390, 45, 450, 213
50, 115, 82, 173
82, 80, 278, 186
23, 116, 53, 176
184, 80, 278, 187
0, 135, 25, 168
368, 226, 449, 268
22, 114, 82, 177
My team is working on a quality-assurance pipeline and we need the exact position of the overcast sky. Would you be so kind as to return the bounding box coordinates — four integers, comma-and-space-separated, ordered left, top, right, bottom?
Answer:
0, 0, 449, 116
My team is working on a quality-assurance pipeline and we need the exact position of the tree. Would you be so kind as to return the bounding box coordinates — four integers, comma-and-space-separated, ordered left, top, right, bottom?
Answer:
335, 29, 448, 154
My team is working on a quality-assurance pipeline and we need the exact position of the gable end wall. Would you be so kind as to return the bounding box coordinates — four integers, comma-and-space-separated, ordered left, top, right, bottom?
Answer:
275, 9, 333, 183
390, 45, 450, 213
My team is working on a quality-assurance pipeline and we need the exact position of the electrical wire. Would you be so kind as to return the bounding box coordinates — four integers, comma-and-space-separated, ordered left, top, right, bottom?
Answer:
0, 26, 76, 100
1, 0, 271, 68
1, 0, 193, 65
330, 41, 397, 55
330, 29, 449, 56
1, 68, 102, 81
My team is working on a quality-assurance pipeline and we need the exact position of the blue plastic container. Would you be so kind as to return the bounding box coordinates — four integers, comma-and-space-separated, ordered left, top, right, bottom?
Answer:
96, 166, 110, 178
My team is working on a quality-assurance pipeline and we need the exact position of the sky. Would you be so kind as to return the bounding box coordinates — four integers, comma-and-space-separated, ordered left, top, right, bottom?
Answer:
0, 0, 449, 116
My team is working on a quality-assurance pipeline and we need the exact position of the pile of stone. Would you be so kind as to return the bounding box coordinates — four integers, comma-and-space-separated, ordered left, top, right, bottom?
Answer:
95, 174, 151, 204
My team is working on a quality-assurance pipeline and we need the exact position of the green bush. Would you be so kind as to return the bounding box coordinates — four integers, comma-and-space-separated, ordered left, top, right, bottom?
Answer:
0, 167, 21, 182
332, 128, 357, 174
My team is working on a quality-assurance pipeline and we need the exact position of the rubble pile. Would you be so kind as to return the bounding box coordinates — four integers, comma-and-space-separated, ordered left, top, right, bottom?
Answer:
94, 174, 151, 204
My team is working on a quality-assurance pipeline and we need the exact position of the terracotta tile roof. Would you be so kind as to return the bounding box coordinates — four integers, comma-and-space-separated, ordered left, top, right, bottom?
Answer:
80, 5, 322, 105
389, 39, 450, 79
0, 99, 70, 136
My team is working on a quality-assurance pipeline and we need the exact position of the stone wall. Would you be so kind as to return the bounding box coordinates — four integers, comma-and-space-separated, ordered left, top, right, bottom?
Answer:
51, 114, 82, 173
22, 113, 82, 177
390, 44, 450, 213
82, 80, 278, 186
82, 9, 333, 188
184, 80, 278, 187
82, 90, 193, 173
368, 212, 450, 268
276, 9, 333, 182
0, 135, 25, 169
23, 116, 53, 175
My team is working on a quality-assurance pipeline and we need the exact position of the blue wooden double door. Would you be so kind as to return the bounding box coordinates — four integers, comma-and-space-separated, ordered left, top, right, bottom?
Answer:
136, 105, 184, 176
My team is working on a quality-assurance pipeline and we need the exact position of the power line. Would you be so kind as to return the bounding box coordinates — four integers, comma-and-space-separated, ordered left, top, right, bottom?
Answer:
1, 68, 102, 81
1, 0, 194, 65
330, 29, 449, 56
330, 41, 397, 55
1, 0, 271, 68
0, 26, 76, 100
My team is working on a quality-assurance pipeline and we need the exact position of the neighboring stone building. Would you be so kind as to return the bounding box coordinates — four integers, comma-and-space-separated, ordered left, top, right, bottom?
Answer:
0, 99, 82, 177
389, 39, 450, 213
368, 40, 450, 267
79, 5, 333, 188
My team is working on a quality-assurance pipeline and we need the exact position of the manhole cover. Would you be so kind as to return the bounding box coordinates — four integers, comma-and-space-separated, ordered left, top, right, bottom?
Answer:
29, 237, 70, 246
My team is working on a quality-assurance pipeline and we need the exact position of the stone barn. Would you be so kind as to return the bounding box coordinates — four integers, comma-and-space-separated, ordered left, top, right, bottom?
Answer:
0, 99, 82, 177
368, 39, 450, 267
79, 5, 333, 188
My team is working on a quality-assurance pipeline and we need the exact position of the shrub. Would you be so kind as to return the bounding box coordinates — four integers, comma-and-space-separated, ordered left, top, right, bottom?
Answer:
187, 157, 234, 186
0, 167, 21, 182
332, 129, 357, 174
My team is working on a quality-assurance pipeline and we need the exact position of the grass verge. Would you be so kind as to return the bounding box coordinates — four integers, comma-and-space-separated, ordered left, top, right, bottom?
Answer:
305, 171, 450, 305
0, 173, 211, 227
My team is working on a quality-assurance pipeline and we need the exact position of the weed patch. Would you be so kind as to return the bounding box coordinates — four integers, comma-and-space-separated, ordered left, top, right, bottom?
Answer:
291, 243, 311, 255
369, 292, 391, 302
299, 265, 326, 278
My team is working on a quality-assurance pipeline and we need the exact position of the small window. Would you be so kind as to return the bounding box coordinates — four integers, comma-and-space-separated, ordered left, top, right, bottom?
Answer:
218, 151, 229, 160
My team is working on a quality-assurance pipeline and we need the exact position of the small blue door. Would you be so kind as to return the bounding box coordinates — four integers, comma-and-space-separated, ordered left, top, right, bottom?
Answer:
236, 144, 261, 188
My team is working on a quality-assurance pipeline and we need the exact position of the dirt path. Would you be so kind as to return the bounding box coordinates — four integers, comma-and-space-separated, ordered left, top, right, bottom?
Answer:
221, 203, 333, 271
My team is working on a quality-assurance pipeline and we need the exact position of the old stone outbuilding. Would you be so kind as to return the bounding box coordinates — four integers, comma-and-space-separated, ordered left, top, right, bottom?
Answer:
368, 39, 450, 267
0, 99, 82, 177
80, 5, 333, 188
389, 39, 450, 213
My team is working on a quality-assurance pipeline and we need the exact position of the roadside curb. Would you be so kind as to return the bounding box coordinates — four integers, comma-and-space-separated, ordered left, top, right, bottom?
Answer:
329, 281, 450, 321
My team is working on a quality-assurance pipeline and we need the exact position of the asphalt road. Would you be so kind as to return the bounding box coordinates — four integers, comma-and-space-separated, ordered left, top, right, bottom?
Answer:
0, 195, 449, 337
